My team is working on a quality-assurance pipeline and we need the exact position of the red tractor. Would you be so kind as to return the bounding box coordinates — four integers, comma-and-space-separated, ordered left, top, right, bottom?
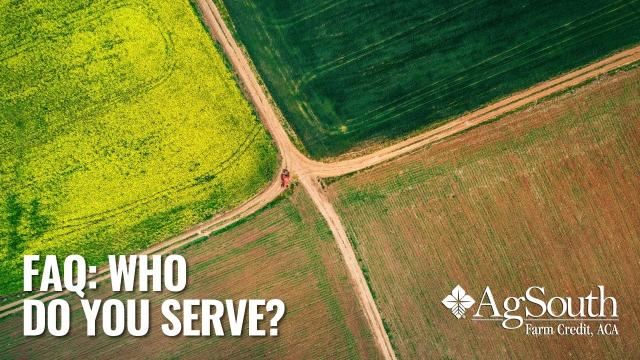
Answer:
280, 168, 291, 188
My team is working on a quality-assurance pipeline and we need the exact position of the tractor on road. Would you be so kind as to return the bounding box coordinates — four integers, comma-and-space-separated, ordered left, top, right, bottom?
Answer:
280, 168, 291, 188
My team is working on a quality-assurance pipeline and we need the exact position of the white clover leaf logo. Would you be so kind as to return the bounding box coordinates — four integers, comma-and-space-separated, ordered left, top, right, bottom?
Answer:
442, 285, 475, 319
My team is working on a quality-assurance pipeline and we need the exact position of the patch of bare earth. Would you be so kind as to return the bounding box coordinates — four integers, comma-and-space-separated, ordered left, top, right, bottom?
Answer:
327, 68, 640, 359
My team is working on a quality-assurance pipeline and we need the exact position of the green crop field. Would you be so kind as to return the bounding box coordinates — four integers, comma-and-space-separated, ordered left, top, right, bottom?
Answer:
0, 0, 277, 295
0, 189, 380, 359
327, 69, 640, 358
220, 0, 640, 158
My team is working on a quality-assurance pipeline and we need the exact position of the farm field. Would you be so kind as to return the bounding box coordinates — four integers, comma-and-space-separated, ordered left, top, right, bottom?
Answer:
0, 188, 380, 359
220, 0, 640, 158
0, 0, 277, 295
326, 68, 640, 358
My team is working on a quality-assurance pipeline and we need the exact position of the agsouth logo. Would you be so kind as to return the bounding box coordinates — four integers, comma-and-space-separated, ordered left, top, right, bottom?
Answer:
441, 285, 475, 318
441, 285, 619, 335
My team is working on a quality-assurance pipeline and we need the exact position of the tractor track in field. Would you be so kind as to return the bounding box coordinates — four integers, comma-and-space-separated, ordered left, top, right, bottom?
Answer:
2, 0, 640, 358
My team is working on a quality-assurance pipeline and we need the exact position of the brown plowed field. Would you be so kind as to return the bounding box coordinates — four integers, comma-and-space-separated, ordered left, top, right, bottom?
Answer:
0, 189, 380, 360
327, 68, 640, 359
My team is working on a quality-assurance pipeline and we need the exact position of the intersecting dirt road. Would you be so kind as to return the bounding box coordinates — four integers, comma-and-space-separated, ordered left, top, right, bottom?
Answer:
195, 2, 640, 357
2, 1, 640, 358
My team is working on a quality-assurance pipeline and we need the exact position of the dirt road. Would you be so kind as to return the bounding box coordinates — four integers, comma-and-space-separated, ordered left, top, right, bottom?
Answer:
196, 2, 397, 357
298, 46, 640, 177
2, 0, 640, 358
298, 176, 397, 360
